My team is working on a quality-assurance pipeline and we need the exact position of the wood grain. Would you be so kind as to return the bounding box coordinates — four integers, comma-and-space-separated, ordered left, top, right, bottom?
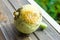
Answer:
0, 28, 5, 40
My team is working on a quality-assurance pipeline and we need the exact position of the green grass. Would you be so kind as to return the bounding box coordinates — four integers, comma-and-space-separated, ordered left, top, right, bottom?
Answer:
35, 0, 60, 24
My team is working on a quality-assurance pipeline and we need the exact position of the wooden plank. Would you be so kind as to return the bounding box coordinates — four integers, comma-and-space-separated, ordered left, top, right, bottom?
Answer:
43, 18, 60, 40
29, 34, 38, 40
8, 0, 30, 10
34, 31, 53, 40
0, 28, 5, 40
0, 0, 16, 40
15, 33, 38, 40
0, 0, 14, 40
1, 0, 14, 23
34, 18, 60, 40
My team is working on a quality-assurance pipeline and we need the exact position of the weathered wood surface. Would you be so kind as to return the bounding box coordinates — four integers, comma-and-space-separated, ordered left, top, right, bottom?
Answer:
0, 0, 60, 40
0, 28, 5, 40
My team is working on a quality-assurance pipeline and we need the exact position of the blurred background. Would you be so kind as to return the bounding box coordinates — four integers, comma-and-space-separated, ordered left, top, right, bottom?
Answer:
35, 0, 60, 25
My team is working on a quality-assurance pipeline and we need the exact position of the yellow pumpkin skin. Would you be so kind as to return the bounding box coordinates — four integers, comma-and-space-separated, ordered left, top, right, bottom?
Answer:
14, 4, 42, 34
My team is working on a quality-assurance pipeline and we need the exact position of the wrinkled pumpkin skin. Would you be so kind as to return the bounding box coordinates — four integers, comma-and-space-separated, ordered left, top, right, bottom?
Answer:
14, 4, 42, 34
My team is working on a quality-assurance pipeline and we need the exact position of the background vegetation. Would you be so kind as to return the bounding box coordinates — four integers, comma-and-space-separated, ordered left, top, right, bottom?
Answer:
35, 0, 60, 24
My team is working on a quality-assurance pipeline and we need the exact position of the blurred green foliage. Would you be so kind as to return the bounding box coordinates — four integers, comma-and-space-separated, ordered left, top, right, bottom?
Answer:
35, 0, 60, 24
